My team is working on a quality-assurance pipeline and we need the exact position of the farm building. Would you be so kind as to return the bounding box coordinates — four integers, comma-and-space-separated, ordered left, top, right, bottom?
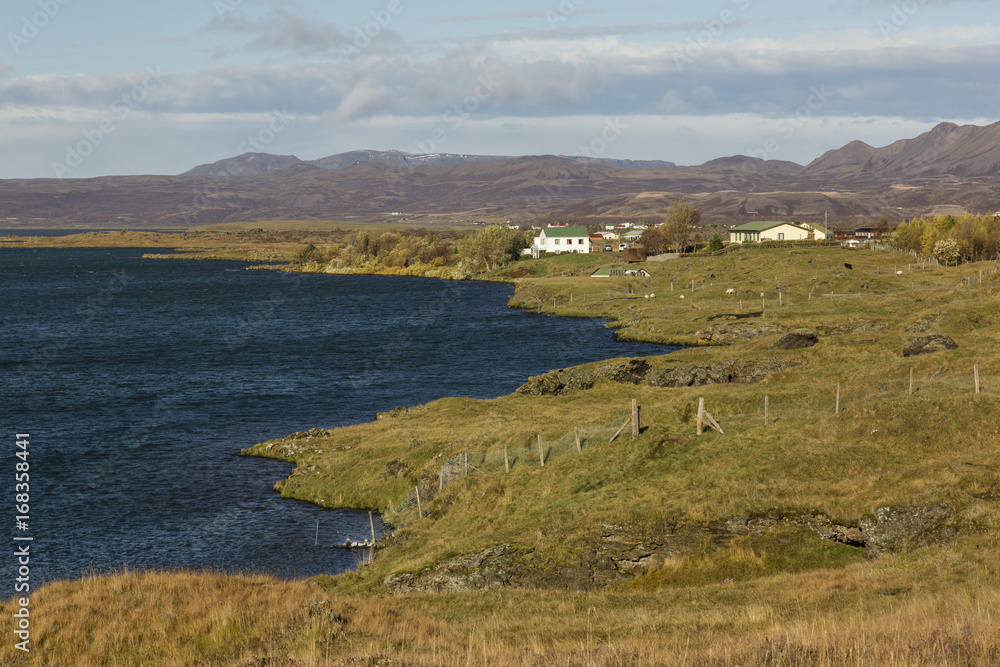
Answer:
800, 222, 835, 241
531, 226, 590, 257
729, 221, 815, 244
591, 267, 651, 278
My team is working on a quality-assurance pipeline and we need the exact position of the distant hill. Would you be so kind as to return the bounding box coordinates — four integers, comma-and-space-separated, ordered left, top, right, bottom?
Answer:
8, 121, 1000, 230
181, 150, 676, 177
803, 121, 1000, 180
181, 153, 304, 178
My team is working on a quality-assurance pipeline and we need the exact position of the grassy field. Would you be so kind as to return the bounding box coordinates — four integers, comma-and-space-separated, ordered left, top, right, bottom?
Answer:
6, 243, 1000, 665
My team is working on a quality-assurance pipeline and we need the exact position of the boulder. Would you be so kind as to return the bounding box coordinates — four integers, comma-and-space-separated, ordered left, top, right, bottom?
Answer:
859, 504, 956, 558
385, 545, 525, 594
902, 334, 957, 357
695, 322, 785, 345
771, 329, 818, 350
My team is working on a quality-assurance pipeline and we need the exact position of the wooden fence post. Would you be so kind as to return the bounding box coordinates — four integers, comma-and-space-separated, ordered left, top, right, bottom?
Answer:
697, 397, 705, 436
975, 364, 981, 394
764, 395, 769, 426
909, 368, 913, 396
369, 511, 376, 544
835, 383, 840, 414
538, 434, 545, 467
631, 399, 639, 438
574, 426, 582, 453
415, 486, 422, 518
504, 444, 510, 473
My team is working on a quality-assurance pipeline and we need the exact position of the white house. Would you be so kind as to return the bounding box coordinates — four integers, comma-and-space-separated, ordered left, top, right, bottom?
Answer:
799, 222, 835, 241
729, 221, 814, 244
532, 226, 590, 256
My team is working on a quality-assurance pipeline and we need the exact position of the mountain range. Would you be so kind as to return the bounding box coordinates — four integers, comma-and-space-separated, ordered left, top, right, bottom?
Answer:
4, 121, 1000, 229
180, 150, 677, 178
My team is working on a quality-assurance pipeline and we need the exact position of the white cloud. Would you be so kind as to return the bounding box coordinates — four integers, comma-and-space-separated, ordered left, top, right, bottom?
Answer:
330, 78, 395, 121
2, 34, 998, 124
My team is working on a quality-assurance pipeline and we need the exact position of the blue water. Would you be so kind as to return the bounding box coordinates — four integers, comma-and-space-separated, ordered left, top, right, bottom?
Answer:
0, 248, 671, 583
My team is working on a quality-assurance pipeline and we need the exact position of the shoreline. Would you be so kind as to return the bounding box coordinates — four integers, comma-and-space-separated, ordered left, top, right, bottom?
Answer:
9, 241, 1000, 663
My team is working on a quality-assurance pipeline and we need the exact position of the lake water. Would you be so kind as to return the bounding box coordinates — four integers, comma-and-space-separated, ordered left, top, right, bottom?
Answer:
0, 248, 671, 582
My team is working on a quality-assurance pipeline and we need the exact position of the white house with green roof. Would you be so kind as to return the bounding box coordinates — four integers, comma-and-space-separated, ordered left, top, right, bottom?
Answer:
799, 222, 835, 241
532, 226, 590, 256
728, 221, 814, 244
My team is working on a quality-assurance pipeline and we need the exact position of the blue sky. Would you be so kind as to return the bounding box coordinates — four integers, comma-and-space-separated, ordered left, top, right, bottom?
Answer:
2, 0, 999, 177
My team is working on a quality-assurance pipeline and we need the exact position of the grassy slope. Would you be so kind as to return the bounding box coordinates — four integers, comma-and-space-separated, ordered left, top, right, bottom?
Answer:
7, 245, 1000, 665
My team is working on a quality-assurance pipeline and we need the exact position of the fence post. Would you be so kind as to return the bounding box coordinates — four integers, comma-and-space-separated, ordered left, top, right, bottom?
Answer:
697, 397, 704, 436
764, 395, 769, 426
465, 450, 469, 477
574, 426, 581, 453
631, 399, 639, 438
975, 364, 981, 394
835, 383, 840, 414
909, 368, 913, 396
415, 486, 422, 518
538, 434, 545, 467
504, 444, 510, 473
369, 511, 376, 545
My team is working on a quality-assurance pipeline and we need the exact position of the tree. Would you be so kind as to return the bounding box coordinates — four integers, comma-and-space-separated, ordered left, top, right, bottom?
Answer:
459, 225, 529, 272
706, 233, 724, 252
875, 216, 891, 238
932, 238, 960, 266
639, 225, 669, 255
662, 198, 701, 252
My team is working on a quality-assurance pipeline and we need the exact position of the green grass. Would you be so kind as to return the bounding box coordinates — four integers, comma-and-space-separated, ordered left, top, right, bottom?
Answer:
15, 242, 1000, 665
237, 246, 1000, 593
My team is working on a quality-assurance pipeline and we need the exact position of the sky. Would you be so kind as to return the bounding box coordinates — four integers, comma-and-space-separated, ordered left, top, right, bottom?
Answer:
1, 0, 999, 178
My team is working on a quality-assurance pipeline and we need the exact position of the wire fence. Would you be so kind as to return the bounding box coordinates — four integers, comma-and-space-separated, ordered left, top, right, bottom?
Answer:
386, 416, 633, 523
384, 355, 993, 528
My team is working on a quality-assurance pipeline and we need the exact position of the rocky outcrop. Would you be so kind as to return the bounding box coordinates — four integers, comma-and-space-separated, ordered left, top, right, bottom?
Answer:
859, 504, 956, 557
817, 319, 884, 336
384, 545, 528, 594
696, 319, 883, 346
515, 357, 796, 396
902, 334, 958, 357
696, 322, 786, 345
771, 329, 818, 350
383, 503, 960, 594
